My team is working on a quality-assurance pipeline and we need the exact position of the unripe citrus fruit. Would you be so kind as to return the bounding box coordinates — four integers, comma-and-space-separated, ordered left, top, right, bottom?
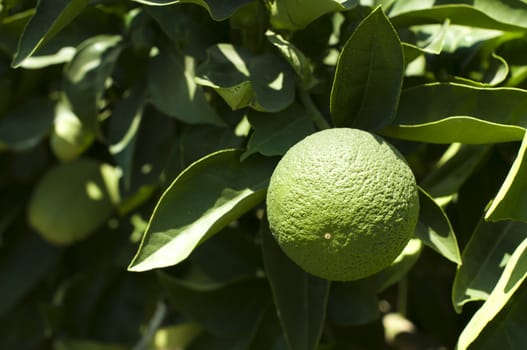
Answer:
266, 128, 419, 281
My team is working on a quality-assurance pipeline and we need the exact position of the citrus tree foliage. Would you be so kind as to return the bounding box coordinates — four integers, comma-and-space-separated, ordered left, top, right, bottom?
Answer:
4, 0, 527, 349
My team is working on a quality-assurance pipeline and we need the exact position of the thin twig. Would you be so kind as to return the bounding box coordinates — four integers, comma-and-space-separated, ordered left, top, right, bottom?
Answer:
298, 88, 331, 130
133, 300, 167, 350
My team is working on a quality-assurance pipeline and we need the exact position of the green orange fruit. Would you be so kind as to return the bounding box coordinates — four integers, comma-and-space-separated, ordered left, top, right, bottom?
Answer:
266, 128, 419, 281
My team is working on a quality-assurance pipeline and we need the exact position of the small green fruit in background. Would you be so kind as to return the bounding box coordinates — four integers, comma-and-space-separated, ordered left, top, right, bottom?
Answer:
28, 159, 117, 245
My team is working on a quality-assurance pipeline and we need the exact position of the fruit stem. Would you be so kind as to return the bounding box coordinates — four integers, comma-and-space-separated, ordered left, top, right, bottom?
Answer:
397, 277, 408, 316
298, 88, 331, 130
132, 300, 167, 350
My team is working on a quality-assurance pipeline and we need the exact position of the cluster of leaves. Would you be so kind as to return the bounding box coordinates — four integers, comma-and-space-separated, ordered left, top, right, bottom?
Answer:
3, 0, 527, 349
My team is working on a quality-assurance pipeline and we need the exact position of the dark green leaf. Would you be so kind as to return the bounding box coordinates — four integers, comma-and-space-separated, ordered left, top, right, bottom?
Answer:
268, 0, 356, 31
380, 83, 527, 143
128, 150, 278, 272
401, 43, 424, 64
14, 7, 122, 69
54, 338, 127, 350
88, 273, 158, 343
0, 99, 55, 151
420, 144, 491, 202
196, 44, 295, 112
106, 86, 146, 190
327, 281, 379, 327
159, 272, 271, 336
0, 10, 32, 57
243, 103, 316, 160
0, 299, 47, 349
12, 0, 89, 67
176, 125, 243, 170
261, 218, 329, 350
390, 4, 527, 32
246, 306, 288, 350
146, 5, 225, 58
0, 232, 61, 317
28, 159, 118, 245
486, 133, 527, 222
457, 238, 527, 350
369, 238, 423, 292
186, 334, 240, 350
415, 188, 461, 265
191, 227, 263, 283
266, 30, 316, 89
133, 0, 254, 21
148, 50, 225, 126
330, 7, 404, 131
452, 220, 527, 313
113, 107, 175, 194
63, 35, 124, 138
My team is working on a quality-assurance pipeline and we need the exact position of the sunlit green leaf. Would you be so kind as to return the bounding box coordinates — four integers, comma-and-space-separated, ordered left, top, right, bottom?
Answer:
266, 30, 316, 89
380, 83, 527, 143
402, 19, 450, 61
452, 220, 527, 313
132, 0, 253, 21
268, 0, 356, 31
20, 47, 76, 69
486, 132, 527, 222
457, 238, 527, 350
330, 7, 404, 131
50, 101, 94, 162
63, 35, 124, 138
390, 4, 527, 32
128, 150, 278, 272
381, 116, 525, 144
483, 52, 510, 86
12, 0, 89, 67
196, 44, 295, 112
473, 0, 527, 30
469, 279, 527, 349
261, 218, 329, 350
415, 188, 461, 265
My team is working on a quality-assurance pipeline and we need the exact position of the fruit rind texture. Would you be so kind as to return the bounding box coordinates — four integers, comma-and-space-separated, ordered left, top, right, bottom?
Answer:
266, 128, 420, 281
